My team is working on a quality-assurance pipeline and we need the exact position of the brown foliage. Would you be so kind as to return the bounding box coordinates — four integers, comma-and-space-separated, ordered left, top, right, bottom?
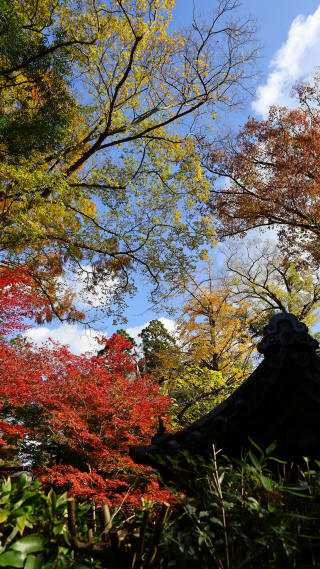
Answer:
207, 76, 320, 261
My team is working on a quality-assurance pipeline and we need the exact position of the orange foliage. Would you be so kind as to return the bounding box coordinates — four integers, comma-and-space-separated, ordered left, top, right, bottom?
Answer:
208, 80, 320, 260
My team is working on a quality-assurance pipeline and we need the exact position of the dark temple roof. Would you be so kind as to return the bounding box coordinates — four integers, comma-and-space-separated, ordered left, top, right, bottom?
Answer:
130, 313, 320, 475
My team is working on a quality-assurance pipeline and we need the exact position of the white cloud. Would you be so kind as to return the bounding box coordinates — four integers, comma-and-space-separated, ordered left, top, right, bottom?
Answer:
24, 317, 177, 356
125, 323, 147, 343
159, 317, 177, 336
252, 5, 320, 117
24, 323, 104, 355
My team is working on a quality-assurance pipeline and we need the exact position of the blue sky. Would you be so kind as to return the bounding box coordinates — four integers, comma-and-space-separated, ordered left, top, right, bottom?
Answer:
25, 0, 320, 353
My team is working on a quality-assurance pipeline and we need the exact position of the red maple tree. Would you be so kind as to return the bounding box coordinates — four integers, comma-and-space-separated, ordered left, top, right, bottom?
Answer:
0, 266, 172, 505
0, 265, 50, 336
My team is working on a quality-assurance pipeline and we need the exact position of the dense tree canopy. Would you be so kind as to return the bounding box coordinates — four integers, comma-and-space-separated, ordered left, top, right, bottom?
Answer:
0, 0, 255, 318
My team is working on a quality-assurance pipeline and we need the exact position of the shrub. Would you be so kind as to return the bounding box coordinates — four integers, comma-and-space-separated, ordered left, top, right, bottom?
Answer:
158, 445, 320, 568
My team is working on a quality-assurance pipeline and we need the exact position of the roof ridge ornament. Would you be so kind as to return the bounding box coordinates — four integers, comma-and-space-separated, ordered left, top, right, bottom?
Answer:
257, 312, 319, 356
130, 311, 320, 474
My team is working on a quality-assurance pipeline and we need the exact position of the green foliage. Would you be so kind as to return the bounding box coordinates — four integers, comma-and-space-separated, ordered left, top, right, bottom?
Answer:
3, 450, 320, 568
140, 319, 177, 373
0, 474, 69, 567
0, 479, 128, 568
158, 447, 320, 568
165, 364, 224, 426
0, 473, 169, 569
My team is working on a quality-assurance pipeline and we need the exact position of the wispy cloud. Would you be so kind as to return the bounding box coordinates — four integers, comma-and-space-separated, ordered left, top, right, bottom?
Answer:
253, 5, 320, 117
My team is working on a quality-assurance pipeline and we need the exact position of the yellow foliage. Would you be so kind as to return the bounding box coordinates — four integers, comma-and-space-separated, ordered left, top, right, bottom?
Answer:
0, 0, 254, 317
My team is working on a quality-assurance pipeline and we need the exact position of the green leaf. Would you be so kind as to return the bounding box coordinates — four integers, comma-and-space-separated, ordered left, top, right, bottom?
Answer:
209, 516, 224, 527
198, 511, 209, 519
248, 451, 261, 471
10, 536, 47, 555
16, 516, 27, 534
260, 475, 274, 491
1, 479, 11, 493
248, 438, 263, 455
13, 500, 25, 511
55, 492, 68, 509
265, 441, 278, 456
17, 474, 30, 489
24, 555, 42, 569
0, 550, 25, 567
218, 472, 225, 485
5, 526, 19, 545
0, 496, 10, 506
0, 511, 9, 524
269, 457, 287, 465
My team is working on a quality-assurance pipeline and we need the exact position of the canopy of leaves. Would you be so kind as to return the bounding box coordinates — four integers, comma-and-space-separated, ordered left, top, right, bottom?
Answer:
176, 255, 254, 373
140, 259, 255, 425
166, 281, 253, 424
206, 74, 320, 263
165, 364, 225, 426
0, 0, 256, 318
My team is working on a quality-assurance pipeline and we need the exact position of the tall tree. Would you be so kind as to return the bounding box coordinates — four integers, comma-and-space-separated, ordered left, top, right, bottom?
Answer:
0, 273, 171, 504
161, 258, 254, 425
205, 74, 320, 263
177, 258, 254, 377
155, 241, 320, 425
0, 0, 256, 318
140, 319, 177, 374
225, 240, 320, 331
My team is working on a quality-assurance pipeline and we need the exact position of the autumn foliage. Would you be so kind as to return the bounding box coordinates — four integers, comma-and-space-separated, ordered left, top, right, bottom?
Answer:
0, 267, 171, 505
0, 265, 50, 336
207, 79, 320, 260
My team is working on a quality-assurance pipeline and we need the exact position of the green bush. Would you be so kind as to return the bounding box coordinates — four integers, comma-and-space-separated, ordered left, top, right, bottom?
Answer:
0, 473, 168, 568
2, 449, 320, 569
158, 444, 320, 568
0, 474, 103, 568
